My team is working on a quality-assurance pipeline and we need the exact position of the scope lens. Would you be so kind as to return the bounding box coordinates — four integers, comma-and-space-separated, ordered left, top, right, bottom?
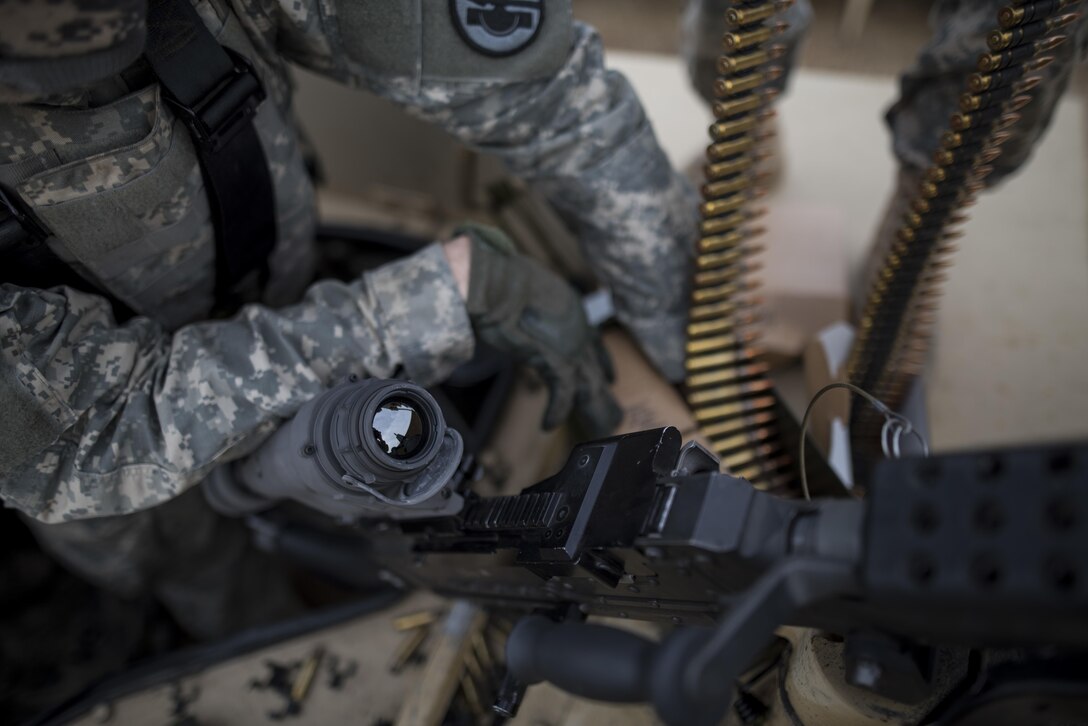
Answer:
372, 398, 427, 459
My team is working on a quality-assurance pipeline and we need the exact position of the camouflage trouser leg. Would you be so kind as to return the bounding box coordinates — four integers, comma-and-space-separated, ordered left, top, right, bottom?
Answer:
854, 1, 1088, 318
22, 486, 302, 640
685, 0, 1086, 178
888, 0, 1088, 182
682, 0, 815, 104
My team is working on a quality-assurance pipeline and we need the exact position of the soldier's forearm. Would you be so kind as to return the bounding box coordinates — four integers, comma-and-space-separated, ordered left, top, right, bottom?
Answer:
0, 244, 475, 522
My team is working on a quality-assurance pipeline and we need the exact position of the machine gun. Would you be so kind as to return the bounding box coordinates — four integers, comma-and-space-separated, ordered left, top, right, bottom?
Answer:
207, 379, 1088, 726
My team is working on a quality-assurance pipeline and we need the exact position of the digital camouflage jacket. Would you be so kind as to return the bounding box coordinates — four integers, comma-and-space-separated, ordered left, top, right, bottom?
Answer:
0, 0, 698, 522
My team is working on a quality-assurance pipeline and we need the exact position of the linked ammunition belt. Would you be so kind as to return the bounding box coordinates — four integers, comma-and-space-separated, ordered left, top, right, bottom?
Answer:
684, 1, 795, 490
845, 0, 1079, 461
688, 0, 1078, 488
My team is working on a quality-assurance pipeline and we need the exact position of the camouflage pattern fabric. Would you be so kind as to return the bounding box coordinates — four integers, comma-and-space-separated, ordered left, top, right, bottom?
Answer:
888, 0, 1088, 183
0, 0, 146, 58
0, 1, 698, 526
0, 0, 148, 102
0, 243, 471, 521
347, 22, 700, 384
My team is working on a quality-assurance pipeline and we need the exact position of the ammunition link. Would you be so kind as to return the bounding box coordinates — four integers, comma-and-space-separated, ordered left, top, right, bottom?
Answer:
844, 1, 1079, 474
684, 0, 796, 492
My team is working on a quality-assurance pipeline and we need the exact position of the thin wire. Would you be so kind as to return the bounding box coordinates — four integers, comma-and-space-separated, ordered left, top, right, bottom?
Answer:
799, 382, 929, 501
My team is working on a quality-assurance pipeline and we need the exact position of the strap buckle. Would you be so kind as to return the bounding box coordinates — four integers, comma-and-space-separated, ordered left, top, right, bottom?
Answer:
163, 49, 267, 153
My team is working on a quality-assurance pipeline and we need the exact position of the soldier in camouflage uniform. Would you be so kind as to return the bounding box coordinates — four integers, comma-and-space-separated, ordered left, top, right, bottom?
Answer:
0, 0, 698, 637
685, 0, 1088, 311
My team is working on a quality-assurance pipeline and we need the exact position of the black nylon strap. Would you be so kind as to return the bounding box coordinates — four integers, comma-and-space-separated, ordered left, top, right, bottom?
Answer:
144, 0, 237, 110
2, 0, 276, 319
144, 0, 277, 308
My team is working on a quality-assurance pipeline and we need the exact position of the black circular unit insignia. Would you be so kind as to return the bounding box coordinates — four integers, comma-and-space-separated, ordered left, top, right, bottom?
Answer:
449, 0, 545, 57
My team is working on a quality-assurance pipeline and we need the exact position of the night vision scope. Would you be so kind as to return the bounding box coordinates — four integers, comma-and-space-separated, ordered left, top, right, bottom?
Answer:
205, 379, 465, 520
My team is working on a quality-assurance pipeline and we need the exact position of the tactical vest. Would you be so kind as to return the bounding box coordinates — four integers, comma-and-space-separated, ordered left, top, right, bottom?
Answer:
0, 0, 279, 320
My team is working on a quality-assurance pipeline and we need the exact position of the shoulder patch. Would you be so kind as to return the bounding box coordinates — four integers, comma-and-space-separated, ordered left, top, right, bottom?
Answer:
336, 0, 570, 84
448, 1, 545, 57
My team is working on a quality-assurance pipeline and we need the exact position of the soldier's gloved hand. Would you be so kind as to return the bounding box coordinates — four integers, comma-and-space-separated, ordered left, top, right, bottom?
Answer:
454, 223, 622, 439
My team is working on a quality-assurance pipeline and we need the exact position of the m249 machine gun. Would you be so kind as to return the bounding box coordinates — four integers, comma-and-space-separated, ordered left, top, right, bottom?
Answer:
207, 379, 1088, 726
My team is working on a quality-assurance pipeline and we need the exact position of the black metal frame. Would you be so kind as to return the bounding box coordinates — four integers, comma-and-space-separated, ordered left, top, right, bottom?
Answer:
351, 430, 1088, 725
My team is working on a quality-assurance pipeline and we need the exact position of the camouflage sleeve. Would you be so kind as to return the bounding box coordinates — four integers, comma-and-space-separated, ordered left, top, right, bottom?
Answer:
888, 0, 1088, 183
274, 12, 699, 381
0, 244, 473, 523
386, 21, 698, 383
0, 0, 148, 102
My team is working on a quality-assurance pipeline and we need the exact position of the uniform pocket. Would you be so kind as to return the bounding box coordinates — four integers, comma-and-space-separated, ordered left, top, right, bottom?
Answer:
10, 0, 315, 328
17, 85, 218, 328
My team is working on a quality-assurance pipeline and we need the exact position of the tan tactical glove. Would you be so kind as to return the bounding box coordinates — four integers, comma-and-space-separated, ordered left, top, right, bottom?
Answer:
458, 223, 621, 439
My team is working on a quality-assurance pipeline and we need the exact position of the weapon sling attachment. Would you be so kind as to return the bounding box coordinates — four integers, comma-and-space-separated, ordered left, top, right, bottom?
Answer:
1, 0, 276, 317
